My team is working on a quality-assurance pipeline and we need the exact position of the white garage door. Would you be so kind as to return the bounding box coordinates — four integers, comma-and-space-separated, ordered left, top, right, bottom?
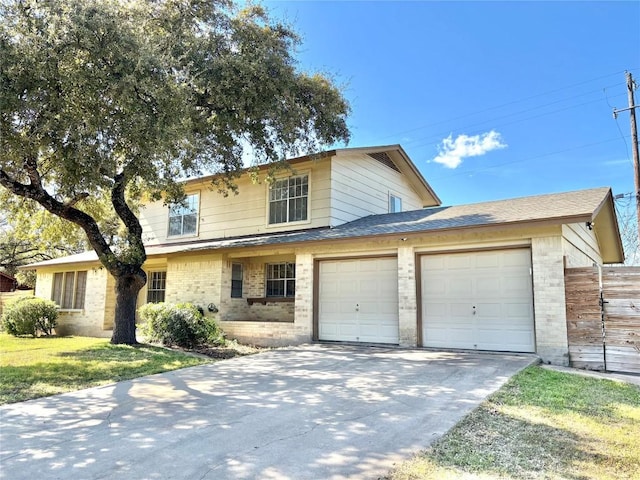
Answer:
318, 257, 399, 344
421, 249, 535, 352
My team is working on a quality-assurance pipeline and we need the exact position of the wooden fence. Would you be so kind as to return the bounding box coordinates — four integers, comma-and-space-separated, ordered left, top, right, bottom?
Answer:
0, 290, 35, 317
565, 267, 640, 374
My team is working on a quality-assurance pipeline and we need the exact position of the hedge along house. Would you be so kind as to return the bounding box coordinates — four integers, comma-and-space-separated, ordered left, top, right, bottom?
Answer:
24, 145, 624, 365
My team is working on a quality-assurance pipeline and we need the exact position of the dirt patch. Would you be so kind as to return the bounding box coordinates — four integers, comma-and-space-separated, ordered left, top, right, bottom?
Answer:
190, 343, 265, 359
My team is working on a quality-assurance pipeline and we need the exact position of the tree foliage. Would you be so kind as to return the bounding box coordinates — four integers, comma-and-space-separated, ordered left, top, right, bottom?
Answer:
1, 297, 58, 337
138, 302, 223, 348
0, 0, 350, 344
0, 193, 87, 277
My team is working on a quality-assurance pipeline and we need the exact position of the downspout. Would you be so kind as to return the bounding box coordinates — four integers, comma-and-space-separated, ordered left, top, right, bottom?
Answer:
595, 263, 608, 372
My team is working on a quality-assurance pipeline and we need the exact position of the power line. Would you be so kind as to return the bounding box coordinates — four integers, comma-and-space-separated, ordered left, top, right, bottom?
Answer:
427, 135, 630, 181
373, 69, 638, 142
402, 92, 628, 152
605, 87, 633, 168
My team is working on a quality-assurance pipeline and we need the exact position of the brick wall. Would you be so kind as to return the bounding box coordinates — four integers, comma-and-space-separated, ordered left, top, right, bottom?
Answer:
219, 256, 302, 345
36, 267, 110, 337
165, 254, 222, 315
397, 246, 417, 346
532, 236, 570, 365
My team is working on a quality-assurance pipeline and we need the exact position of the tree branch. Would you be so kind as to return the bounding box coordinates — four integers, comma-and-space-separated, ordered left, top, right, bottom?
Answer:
111, 170, 146, 262
0, 167, 122, 273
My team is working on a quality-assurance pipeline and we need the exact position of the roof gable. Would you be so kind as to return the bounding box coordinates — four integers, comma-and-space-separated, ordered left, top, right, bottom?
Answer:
181, 145, 442, 208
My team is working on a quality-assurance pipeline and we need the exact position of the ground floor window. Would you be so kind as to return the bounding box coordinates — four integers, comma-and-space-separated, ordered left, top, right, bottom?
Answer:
147, 271, 167, 303
52, 271, 87, 309
231, 263, 243, 298
266, 262, 295, 297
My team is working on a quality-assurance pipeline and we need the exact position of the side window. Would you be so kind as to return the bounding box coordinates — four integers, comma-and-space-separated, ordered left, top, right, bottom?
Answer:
168, 193, 199, 237
269, 175, 309, 224
147, 271, 167, 303
389, 194, 402, 213
52, 271, 87, 309
265, 262, 296, 297
231, 264, 243, 298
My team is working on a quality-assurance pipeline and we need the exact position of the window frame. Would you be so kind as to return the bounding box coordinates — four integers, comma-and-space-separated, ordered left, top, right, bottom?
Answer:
265, 262, 296, 298
51, 271, 87, 310
231, 263, 243, 298
389, 194, 402, 213
146, 271, 167, 304
167, 192, 200, 238
267, 174, 310, 226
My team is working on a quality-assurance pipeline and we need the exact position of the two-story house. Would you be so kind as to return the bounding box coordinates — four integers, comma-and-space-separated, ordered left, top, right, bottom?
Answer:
26, 145, 624, 365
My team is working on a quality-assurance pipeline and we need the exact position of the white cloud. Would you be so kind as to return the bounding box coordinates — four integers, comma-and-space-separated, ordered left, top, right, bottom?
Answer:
433, 130, 507, 169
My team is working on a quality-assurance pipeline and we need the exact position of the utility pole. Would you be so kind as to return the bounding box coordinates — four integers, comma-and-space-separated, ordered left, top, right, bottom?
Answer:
613, 71, 640, 245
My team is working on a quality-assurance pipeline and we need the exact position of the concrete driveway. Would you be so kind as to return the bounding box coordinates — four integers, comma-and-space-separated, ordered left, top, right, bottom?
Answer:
1, 345, 536, 480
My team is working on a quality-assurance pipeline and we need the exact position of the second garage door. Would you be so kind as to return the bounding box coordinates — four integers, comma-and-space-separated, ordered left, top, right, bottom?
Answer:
318, 257, 399, 344
421, 249, 535, 352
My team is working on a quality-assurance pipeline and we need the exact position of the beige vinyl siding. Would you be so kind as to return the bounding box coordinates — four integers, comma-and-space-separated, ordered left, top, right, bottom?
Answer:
562, 223, 603, 267
139, 160, 333, 245
330, 152, 423, 226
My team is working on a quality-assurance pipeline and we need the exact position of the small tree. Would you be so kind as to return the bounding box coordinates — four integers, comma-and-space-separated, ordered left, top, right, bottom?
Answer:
0, 0, 350, 344
1, 297, 58, 337
138, 302, 223, 348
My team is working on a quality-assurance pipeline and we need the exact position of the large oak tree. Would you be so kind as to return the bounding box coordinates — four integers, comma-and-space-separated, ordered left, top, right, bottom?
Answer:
0, 0, 350, 344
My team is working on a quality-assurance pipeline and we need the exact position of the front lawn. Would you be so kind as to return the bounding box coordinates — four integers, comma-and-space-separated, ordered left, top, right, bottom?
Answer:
0, 334, 210, 404
387, 366, 640, 480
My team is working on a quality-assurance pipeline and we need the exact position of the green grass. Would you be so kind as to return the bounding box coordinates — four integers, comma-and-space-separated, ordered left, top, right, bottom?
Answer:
0, 334, 210, 404
387, 366, 640, 480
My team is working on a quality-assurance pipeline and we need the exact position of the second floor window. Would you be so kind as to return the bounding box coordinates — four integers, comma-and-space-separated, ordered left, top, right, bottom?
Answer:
269, 175, 308, 224
168, 193, 199, 236
389, 194, 402, 213
52, 271, 87, 309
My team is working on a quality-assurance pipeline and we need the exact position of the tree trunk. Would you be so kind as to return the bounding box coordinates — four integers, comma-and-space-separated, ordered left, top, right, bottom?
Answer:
111, 269, 147, 345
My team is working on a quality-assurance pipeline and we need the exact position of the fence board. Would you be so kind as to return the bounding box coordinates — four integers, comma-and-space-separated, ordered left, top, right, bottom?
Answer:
565, 267, 640, 374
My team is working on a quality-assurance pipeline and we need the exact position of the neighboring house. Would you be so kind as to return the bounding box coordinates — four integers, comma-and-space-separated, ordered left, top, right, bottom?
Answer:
0, 272, 18, 292
24, 145, 624, 365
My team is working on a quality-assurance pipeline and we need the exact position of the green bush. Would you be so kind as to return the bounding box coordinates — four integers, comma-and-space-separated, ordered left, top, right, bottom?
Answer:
137, 302, 223, 348
1, 297, 58, 337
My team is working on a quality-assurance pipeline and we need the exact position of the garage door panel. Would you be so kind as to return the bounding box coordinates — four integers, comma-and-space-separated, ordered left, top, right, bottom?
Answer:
425, 325, 475, 349
503, 276, 532, 295
424, 278, 446, 295
475, 302, 502, 317
319, 301, 341, 315
476, 253, 500, 268
449, 255, 473, 269
505, 302, 533, 318
422, 249, 534, 353
477, 329, 534, 351
319, 258, 399, 344
448, 278, 473, 295
448, 302, 472, 317
503, 250, 529, 266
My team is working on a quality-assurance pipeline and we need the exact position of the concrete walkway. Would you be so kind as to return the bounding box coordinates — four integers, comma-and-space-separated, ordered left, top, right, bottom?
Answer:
1, 345, 536, 480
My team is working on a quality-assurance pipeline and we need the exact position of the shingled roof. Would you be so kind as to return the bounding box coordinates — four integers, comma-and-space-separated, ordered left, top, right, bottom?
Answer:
23, 186, 624, 267
155, 186, 620, 252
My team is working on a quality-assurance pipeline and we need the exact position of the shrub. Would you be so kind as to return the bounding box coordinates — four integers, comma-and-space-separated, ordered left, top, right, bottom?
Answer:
137, 302, 223, 348
1, 297, 58, 337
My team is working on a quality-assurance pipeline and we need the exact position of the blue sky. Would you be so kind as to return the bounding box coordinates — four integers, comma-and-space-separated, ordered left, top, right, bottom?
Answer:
264, 0, 640, 207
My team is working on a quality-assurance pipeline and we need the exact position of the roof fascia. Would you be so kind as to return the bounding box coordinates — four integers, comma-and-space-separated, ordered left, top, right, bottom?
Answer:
591, 189, 625, 263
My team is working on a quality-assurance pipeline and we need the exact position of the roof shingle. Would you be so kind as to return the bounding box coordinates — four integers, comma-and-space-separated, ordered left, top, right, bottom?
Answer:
23, 187, 613, 267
